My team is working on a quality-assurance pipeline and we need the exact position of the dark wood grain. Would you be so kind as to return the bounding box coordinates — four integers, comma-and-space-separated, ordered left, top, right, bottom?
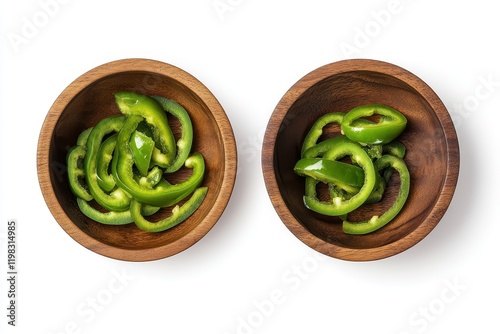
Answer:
262, 59, 459, 261
37, 58, 237, 261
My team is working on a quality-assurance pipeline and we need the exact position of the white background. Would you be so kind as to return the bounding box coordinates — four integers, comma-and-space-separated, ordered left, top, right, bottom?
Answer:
1, 0, 499, 333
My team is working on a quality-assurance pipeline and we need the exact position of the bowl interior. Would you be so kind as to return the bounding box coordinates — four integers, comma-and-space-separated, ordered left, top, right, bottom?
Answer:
41, 60, 235, 261
265, 61, 458, 260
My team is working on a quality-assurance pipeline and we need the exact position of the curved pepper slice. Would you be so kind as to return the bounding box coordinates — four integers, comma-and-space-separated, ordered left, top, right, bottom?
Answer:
152, 96, 194, 173
130, 187, 208, 232
382, 140, 406, 159
297, 156, 386, 206
380, 140, 407, 183
76, 127, 93, 146
84, 115, 131, 212
77, 198, 160, 225
364, 173, 386, 204
302, 135, 354, 159
114, 91, 176, 167
342, 155, 410, 234
294, 158, 364, 194
303, 141, 376, 216
341, 104, 407, 145
67, 146, 93, 201
112, 114, 205, 207
67, 128, 93, 201
301, 112, 344, 157
96, 134, 117, 192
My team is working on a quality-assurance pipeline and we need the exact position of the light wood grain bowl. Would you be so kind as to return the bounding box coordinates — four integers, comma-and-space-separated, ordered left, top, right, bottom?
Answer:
37, 58, 237, 261
262, 59, 459, 261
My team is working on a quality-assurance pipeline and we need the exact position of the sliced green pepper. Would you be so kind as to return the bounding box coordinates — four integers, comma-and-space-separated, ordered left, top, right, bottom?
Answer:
303, 141, 376, 216
302, 135, 354, 159
301, 112, 344, 156
297, 154, 386, 206
114, 91, 176, 168
67, 128, 93, 201
134, 166, 163, 190
380, 140, 407, 183
84, 115, 131, 212
66, 92, 206, 231
130, 187, 207, 232
112, 114, 205, 207
364, 173, 386, 205
129, 130, 155, 176
67, 145, 93, 201
96, 134, 117, 192
77, 198, 160, 225
76, 127, 93, 146
152, 96, 194, 173
382, 140, 406, 159
341, 104, 407, 145
343, 155, 410, 234
294, 158, 364, 194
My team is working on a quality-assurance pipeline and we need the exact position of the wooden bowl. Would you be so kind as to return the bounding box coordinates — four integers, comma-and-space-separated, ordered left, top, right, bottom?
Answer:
37, 58, 237, 261
262, 59, 459, 261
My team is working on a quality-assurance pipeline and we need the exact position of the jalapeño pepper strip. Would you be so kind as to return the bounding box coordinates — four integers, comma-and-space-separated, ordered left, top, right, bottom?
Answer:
364, 173, 386, 204
297, 155, 386, 206
131, 187, 208, 232
84, 115, 131, 212
302, 135, 354, 159
294, 158, 364, 194
67, 128, 93, 201
303, 141, 376, 216
341, 104, 407, 145
77, 198, 160, 225
342, 155, 410, 234
112, 114, 205, 207
114, 91, 176, 167
301, 112, 344, 157
96, 134, 117, 192
380, 140, 406, 183
152, 96, 194, 173
67, 145, 93, 201
76, 127, 93, 146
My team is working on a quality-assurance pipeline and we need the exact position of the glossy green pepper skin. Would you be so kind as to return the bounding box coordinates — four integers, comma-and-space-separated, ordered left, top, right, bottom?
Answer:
342, 155, 410, 234
303, 141, 376, 216
112, 114, 205, 207
67, 91, 206, 230
67, 128, 93, 201
114, 91, 176, 167
129, 130, 155, 176
296, 156, 387, 205
96, 133, 117, 192
294, 104, 410, 234
294, 158, 365, 194
302, 135, 354, 159
301, 112, 344, 156
131, 187, 208, 232
341, 104, 407, 145
77, 198, 160, 225
152, 96, 194, 173
84, 115, 131, 212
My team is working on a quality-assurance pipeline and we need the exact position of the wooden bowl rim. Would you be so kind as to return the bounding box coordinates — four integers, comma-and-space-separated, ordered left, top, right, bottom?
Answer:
262, 58, 460, 261
37, 58, 237, 261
